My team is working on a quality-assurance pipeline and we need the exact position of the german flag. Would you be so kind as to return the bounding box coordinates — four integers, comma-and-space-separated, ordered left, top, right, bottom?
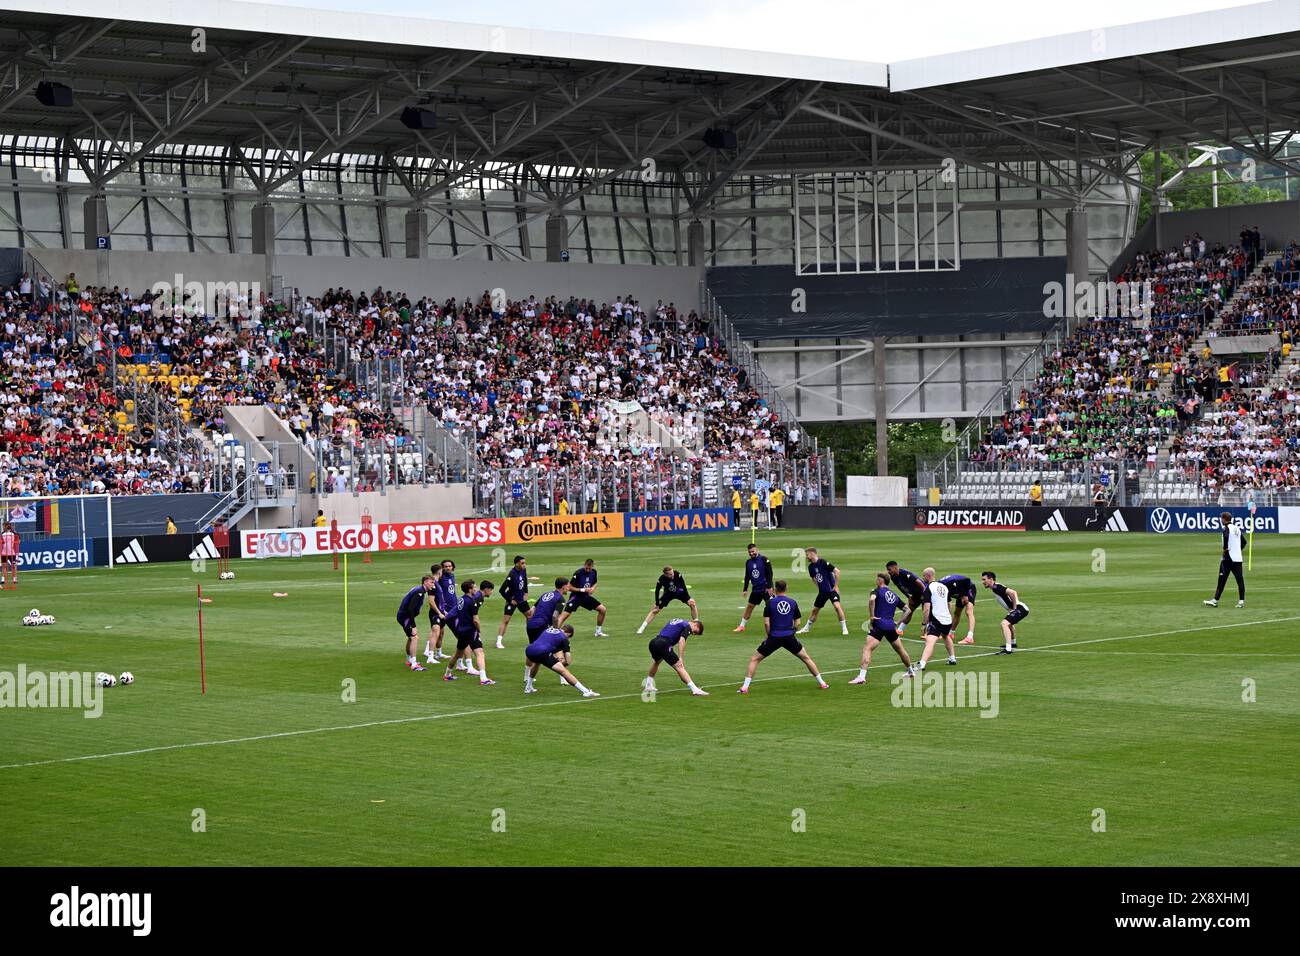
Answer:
39, 500, 59, 536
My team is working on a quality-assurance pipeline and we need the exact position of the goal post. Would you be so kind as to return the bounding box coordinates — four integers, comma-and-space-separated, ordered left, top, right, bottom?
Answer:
0, 493, 114, 580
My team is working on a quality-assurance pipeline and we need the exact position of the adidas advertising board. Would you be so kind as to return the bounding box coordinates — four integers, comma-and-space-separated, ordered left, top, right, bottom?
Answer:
1032, 507, 1143, 532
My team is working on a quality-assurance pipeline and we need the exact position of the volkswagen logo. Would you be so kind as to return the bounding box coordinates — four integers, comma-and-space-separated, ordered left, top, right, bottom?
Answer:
776, 600, 792, 614
1150, 507, 1172, 534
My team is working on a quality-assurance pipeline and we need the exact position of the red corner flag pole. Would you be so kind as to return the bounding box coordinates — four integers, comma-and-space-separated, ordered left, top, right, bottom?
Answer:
197, 583, 207, 695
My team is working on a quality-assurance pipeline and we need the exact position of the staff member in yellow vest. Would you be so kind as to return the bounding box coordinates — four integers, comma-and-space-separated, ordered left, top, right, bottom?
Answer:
558, 496, 570, 516
749, 490, 762, 528
731, 487, 742, 530
1028, 480, 1043, 507
770, 486, 785, 528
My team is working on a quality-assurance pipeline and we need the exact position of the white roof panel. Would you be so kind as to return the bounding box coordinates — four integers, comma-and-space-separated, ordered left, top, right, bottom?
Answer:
0, 0, 890, 87
890, 0, 1300, 90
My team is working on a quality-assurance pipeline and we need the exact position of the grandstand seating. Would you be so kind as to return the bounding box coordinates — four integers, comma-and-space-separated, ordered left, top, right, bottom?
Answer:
945, 234, 1300, 505
0, 275, 802, 497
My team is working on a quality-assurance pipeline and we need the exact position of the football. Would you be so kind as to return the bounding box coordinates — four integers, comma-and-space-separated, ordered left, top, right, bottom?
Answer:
220, 571, 234, 580
119, 672, 135, 685
28, 608, 39, 618
96, 672, 117, 688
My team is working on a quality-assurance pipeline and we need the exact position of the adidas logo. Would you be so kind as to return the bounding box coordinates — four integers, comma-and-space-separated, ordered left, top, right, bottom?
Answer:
1041, 509, 1068, 532
1105, 511, 1129, 532
116, 539, 148, 564
189, 535, 219, 561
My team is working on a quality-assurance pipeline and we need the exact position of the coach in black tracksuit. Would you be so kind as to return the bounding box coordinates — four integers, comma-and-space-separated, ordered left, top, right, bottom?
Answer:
1204, 511, 1246, 608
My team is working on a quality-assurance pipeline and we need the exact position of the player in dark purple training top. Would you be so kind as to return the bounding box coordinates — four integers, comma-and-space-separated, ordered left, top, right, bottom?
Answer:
524, 623, 599, 697
940, 572, 977, 644
526, 577, 572, 643
557, 558, 608, 637
885, 560, 926, 632
453, 579, 495, 674
396, 574, 437, 671
850, 573, 916, 685
426, 558, 457, 665
494, 555, 531, 650
798, 547, 849, 635
441, 579, 496, 685
645, 618, 708, 697
734, 543, 774, 633
737, 580, 828, 694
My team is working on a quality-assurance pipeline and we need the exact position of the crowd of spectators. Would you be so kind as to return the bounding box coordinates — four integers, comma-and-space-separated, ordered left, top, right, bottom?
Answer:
966, 233, 1300, 497
1, 269, 803, 497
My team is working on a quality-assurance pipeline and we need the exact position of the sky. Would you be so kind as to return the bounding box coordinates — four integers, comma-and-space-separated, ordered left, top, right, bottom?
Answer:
259, 0, 1262, 62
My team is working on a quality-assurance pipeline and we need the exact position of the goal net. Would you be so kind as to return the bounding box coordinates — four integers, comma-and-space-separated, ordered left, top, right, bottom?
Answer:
0, 494, 112, 574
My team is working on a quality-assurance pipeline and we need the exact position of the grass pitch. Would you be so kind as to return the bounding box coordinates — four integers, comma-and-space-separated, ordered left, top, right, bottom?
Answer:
2, 529, 1297, 866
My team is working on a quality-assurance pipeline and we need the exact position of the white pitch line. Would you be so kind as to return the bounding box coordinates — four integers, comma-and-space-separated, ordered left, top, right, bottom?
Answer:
3, 615, 1297, 772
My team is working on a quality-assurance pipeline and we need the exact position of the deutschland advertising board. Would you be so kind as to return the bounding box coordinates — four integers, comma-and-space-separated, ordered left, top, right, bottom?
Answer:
913, 508, 1026, 531
1145, 506, 1279, 534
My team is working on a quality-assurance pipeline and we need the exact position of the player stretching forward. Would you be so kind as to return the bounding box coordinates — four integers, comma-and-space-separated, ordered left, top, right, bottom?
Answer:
524, 624, 599, 697
737, 581, 829, 694
981, 571, 1029, 655
426, 558, 457, 664
916, 568, 957, 670
885, 561, 927, 633
442, 580, 496, 685
495, 555, 530, 649
797, 547, 849, 635
557, 558, 608, 636
645, 618, 709, 697
638, 565, 698, 633
733, 543, 774, 633
397, 575, 438, 671
940, 572, 977, 644
850, 573, 916, 684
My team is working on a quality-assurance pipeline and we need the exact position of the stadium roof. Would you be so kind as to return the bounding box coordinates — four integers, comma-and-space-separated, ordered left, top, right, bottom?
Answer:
0, 0, 1297, 200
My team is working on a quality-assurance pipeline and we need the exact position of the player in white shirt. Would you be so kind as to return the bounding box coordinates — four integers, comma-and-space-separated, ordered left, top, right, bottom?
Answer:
916, 568, 958, 670
1203, 511, 1246, 608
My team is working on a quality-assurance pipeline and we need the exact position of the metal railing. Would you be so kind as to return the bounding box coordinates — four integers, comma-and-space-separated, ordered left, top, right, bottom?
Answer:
920, 457, 1138, 507
470, 454, 835, 518
701, 287, 816, 456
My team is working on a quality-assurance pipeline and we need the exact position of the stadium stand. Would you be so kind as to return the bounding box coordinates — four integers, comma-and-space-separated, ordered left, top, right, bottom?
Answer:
0, 273, 808, 501
942, 235, 1300, 505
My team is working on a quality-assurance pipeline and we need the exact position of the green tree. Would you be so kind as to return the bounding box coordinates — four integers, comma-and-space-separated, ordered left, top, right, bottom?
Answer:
805, 419, 964, 491
1136, 150, 1288, 230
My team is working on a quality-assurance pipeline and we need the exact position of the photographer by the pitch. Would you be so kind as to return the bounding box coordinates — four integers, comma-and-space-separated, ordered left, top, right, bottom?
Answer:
1203, 511, 1246, 608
